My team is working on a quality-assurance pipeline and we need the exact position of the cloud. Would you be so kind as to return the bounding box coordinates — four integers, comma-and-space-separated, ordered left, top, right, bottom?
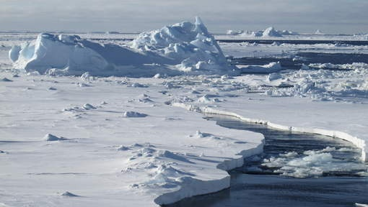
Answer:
0, 0, 367, 33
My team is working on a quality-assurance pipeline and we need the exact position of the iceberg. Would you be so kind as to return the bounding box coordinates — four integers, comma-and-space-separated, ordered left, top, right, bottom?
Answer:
239, 27, 295, 38
9, 17, 237, 77
131, 17, 234, 74
262, 27, 283, 37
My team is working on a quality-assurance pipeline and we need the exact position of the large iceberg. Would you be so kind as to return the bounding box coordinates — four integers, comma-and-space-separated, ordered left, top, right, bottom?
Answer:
9, 17, 237, 77
132, 17, 232, 73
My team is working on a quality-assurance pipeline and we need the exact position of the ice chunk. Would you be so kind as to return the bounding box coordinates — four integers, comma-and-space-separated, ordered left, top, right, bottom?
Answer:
267, 73, 282, 81
117, 145, 130, 151
82, 103, 96, 110
9, 45, 21, 62
57, 34, 80, 44
280, 30, 298, 35
44, 134, 66, 141
123, 111, 148, 118
226, 30, 244, 35
0, 78, 13, 82
262, 148, 367, 178
240, 30, 263, 37
61, 191, 79, 197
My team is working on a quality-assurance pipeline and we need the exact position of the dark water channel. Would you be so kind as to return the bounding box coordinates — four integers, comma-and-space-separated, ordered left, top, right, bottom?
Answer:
229, 53, 368, 71
168, 116, 368, 207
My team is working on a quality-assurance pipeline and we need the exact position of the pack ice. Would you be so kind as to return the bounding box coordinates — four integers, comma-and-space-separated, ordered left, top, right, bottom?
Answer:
9, 17, 237, 77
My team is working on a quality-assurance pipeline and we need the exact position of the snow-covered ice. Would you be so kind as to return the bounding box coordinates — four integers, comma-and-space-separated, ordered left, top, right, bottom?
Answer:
0, 72, 265, 206
2, 70, 366, 206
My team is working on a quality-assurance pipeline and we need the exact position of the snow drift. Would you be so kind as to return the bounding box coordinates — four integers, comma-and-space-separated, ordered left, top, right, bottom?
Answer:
9, 17, 237, 77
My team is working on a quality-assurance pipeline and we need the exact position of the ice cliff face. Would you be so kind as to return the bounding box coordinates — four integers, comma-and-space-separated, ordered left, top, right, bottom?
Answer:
9, 33, 109, 75
9, 17, 237, 76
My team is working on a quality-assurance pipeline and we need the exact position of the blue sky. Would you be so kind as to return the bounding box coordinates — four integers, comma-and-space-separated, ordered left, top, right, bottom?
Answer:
1, 0, 367, 34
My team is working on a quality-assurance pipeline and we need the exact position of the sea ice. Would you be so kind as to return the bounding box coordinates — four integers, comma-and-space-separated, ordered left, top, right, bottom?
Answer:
262, 148, 367, 178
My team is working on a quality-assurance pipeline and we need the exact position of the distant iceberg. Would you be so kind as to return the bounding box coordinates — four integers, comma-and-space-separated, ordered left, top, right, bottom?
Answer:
226, 30, 244, 35
238, 27, 298, 38
262, 27, 283, 37
9, 17, 238, 77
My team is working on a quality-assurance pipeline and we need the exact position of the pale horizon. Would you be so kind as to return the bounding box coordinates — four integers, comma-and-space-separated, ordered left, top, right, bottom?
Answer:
1, 0, 368, 34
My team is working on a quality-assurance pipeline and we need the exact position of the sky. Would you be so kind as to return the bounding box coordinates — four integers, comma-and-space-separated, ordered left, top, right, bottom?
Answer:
1, 0, 368, 34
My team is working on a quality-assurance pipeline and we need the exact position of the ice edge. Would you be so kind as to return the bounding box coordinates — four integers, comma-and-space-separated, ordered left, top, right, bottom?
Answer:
200, 107, 366, 163
154, 104, 264, 205
158, 103, 367, 206
154, 142, 264, 205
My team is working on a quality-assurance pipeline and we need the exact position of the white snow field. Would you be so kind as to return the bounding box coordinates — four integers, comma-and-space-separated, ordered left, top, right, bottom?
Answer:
1, 18, 368, 206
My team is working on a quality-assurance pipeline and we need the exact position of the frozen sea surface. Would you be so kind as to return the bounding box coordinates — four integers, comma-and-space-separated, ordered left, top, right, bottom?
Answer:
169, 117, 368, 206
